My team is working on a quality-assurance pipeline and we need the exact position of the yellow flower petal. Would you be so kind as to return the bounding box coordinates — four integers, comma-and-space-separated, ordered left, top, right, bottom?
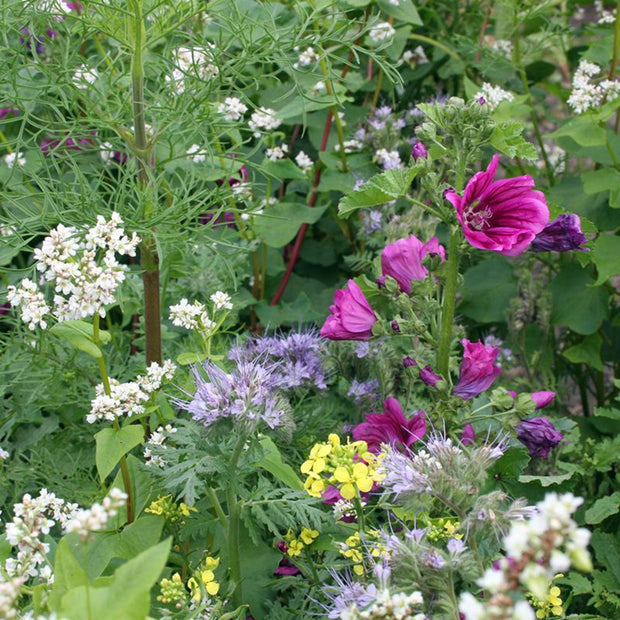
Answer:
333, 467, 351, 483
340, 483, 356, 499
353, 564, 364, 576
357, 477, 373, 493
328, 434, 341, 447
206, 581, 220, 596
201, 569, 215, 584
313, 457, 326, 473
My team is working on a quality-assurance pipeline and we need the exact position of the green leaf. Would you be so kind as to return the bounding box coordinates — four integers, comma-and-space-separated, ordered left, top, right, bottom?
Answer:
254, 203, 328, 248
519, 472, 574, 486
563, 333, 604, 371
176, 351, 208, 365
549, 263, 610, 335
490, 122, 537, 160
95, 426, 145, 482
489, 447, 530, 479
49, 320, 110, 359
592, 234, 620, 285
585, 493, 620, 525
377, 0, 422, 25
338, 166, 419, 217
550, 117, 607, 147
49, 537, 90, 610
581, 168, 620, 195
255, 436, 303, 490
261, 158, 308, 180
59, 539, 170, 620
460, 257, 517, 323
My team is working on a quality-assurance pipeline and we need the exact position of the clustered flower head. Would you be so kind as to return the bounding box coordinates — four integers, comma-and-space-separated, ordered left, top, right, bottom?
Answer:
188, 556, 221, 600
293, 46, 319, 69
473, 83, 514, 110
4, 152, 26, 169
86, 360, 176, 424
459, 493, 591, 619
166, 45, 219, 93
169, 292, 232, 338
301, 433, 384, 500
369, 22, 396, 43
266, 144, 289, 161
228, 329, 328, 390
375, 148, 402, 170
144, 423, 177, 468
177, 358, 291, 430
567, 60, 620, 114
146, 495, 196, 523
248, 107, 282, 137
283, 527, 319, 558
64, 488, 127, 540
217, 96, 248, 121
7, 213, 140, 328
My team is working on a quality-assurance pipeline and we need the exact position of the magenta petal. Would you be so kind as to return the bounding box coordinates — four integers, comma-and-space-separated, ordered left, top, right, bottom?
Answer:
453, 339, 501, 400
531, 391, 555, 409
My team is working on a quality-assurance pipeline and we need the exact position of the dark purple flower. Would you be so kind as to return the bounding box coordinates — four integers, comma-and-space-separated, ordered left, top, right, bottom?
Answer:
530, 214, 588, 252
391, 320, 400, 333
216, 163, 248, 187
477, 96, 486, 105
274, 557, 301, 577
411, 141, 428, 161
445, 155, 549, 256
352, 397, 426, 454
381, 235, 445, 294
516, 417, 564, 457
461, 424, 476, 445
419, 365, 442, 387
453, 339, 501, 400
402, 356, 417, 368
320, 280, 377, 341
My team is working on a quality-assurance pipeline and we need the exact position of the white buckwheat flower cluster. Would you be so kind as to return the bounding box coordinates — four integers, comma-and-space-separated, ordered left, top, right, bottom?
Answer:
4, 489, 78, 582
5, 152, 26, 169
567, 60, 620, 114
595, 0, 616, 24
72, 65, 99, 89
266, 144, 289, 161
490, 39, 513, 58
187, 143, 206, 163
335, 139, 363, 153
166, 45, 219, 93
7, 213, 140, 329
473, 83, 515, 110
293, 46, 319, 69
169, 292, 232, 338
0, 576, 23, 619
144, 423, 177, 468
86, 360, 176, 424
295, 150, 313, 171
210, 291, 233, 311
369, 22, 396, 43
459, 493, 592, 620
64, 488, 127, 540
0, 447, 9, 460
401, 46, 429, 67
217, 97, 248, 121
248, 107, 283, 137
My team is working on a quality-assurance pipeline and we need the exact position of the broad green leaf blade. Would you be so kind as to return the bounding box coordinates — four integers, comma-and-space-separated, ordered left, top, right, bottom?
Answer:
49, 320, 111, 359
378, 0, 422, 25
338, 166, 420, 217
585, 493, 620, 525
591, 234, 620, 285
490, 122, 537, 160
95, 426, 145, 482
562, 333, 603, 371
255, 436, 303, 490
254, 203, 328, 248
549, 117, 607, 147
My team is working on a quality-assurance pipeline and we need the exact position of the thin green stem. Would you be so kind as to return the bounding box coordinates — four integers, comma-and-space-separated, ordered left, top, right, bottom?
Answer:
318, 56, 348, 172
353, 496, 366, 532
226, 434, 247, 608
513, 25, 554, 186
207, 487, 228, 533
303, 546, 321, 585
406, 196, 448, 222
408, 33, 463, 63
609, 0, 620, 81
92, 315, 134, 523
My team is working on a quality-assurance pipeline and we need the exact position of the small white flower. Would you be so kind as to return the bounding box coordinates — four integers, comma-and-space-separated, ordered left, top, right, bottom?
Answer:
217, 97, 248, 121
248, 107, 282, 137
490, 39, 513, 58
334, 139, 363, 153
293, 46, 319, 69
473, 82, 514, 110
210, 291, 232, 311
4, 152, 26, 169
369, 21, 396, 43
295, 150, 313, 171
0, 447, 9, 460
186, 143, 206, 163
266, 144, 288, 161
402, 46, 428, 66
73, 65, 99, 89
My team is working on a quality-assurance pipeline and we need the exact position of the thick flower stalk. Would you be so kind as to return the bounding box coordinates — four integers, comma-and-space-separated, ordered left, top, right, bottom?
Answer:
445, 155, 549, 256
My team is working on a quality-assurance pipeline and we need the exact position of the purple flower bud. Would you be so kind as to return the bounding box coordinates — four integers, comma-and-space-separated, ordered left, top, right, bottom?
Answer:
461, 423, 476, 445
402, 356, 417, 368
531, 391, 555, 409
419, 365, 442, 387
477, 96, 486, 105
453, 339, 501, 400
411, 141, 428, 162
391, 320, 400, 333
530, 214, 588, 252
376, 275, 387, 288
516, 417, 564, 458
273, 558, 301, 577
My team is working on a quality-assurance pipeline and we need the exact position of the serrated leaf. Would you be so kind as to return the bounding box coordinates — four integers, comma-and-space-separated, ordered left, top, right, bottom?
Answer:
338, 166, 420, 217
490, 122, 537, 160
95, 426, 145, 482
585, 493, 620, 524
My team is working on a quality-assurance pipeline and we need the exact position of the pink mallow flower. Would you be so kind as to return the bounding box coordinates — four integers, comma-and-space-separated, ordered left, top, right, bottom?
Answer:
453, 339, 501, 400
380, 235, 445, 294
352, 397, 426, 454
445, 154, 549, 256
320, 280, 377, 341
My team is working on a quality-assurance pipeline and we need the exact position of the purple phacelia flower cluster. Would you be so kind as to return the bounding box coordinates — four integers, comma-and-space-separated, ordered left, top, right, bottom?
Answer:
347, 379, 380, 404
228, 329, 328, 391
176, 359, 290, 430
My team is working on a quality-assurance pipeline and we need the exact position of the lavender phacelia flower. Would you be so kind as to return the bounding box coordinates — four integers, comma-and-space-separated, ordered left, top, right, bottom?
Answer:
176, 359, 290, 430
347, 379, 380, 404
228, 329, 328, 391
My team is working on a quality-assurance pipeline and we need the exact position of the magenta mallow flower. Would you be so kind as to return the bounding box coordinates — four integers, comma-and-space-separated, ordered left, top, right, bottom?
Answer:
419, 365, 442, 387
508, 390, 556, 409
453, 339, 501, 400
380, 235, 445, 294
530, 214, 588, 252
516, 417, 564, 458
320, 280, 377, 341
352, 397, 426, 454
445, 154, 549, 256
411, 141, 428, 161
